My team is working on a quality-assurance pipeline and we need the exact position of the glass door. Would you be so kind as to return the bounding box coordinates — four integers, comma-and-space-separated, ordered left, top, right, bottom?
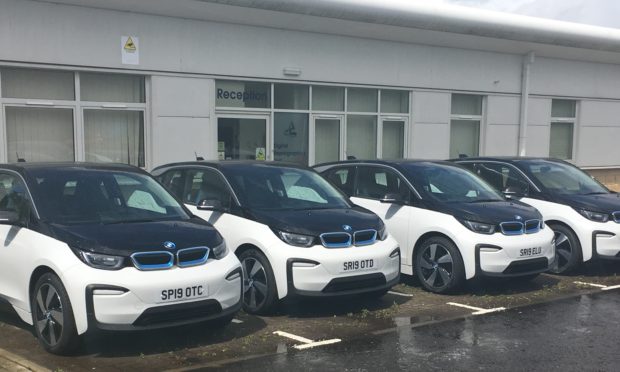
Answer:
380, 117, 407, 159
217, 115, 269, 161
310, 115, 343, 165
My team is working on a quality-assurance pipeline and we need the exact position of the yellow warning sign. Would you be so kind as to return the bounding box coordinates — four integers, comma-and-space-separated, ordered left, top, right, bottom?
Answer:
124, 37, 137, 52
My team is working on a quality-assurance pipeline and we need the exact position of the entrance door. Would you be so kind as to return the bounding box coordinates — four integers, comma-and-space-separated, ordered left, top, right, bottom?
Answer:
310, 115, 343, 165
217, 115, 269, 161
380, 117, 407, 159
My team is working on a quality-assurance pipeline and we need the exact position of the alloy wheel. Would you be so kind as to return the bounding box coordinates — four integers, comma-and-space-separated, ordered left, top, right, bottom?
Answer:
242, 257, 269, 311
552, 231, 573, 273
34, 283, 64, 347
419, 243, 454, 289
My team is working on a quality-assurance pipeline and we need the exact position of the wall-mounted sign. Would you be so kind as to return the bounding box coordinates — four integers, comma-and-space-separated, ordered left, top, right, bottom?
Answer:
215, 80, 271, 108
121, 36, 139, 65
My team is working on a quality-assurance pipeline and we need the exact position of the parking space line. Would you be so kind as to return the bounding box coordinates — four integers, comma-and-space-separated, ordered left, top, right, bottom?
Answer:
273, 331, 341, 350
232, 319, 243, 324
388, 291, 414, 297
574, 281, 607, 288
446, 302, 506, 315
273, 331, 314, 344
601, 284, 620, 291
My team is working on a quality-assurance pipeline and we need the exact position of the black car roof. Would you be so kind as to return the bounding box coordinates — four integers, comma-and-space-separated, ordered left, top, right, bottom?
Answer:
450, 156, 563, 164
314, 159, 460, 169
0, 162, 145, 176
152, 160, 313, 172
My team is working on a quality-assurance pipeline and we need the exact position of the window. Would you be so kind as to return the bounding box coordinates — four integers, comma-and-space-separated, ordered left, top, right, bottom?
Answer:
0, 173, 30, 217
216, 80, 270, 108
347, 115, 377, 159
324, 167, 356, 196
549, 100, 576, 160
274, 113, 309, 165
183, 169, 233, 210
347, 88, 378, 112
217, 117, 267, 161
274, 84, 309, 110
312, 86, 344, 111
5, 107, 75, 162
1, 68, 147, 166
381, 90, 409, 113
355, 166, 411, 201
382, 120, 405, 159
158, 170, 186, 199
450, 94, 483, 159
473, 162, 530, 195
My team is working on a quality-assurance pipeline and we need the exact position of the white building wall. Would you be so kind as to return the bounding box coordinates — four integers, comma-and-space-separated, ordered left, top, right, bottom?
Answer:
577, 101, 620, 167
484, 96, 520, 156
410, 92, 451, 159
525, 97, 552, 158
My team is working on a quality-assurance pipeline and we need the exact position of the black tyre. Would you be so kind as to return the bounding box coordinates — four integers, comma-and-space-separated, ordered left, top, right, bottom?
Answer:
414, 237, 465, 294
549, 224, 582, 274
31, 273, 79, 355
238, 249, 278, 315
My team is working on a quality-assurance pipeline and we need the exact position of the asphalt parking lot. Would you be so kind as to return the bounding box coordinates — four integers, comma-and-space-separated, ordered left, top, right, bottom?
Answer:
1, 261, 620, 372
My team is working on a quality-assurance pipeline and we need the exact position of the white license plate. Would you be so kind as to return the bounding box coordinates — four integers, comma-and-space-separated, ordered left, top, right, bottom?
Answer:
519, 247, 542, 257
342, 259, 375, 273
159, 285, 208, 302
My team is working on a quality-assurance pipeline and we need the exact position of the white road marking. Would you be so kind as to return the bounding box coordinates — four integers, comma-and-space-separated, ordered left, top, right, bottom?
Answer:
574, 281, 607, 288
231, 319, 243, 324
273, 331, 342, 350
446, 302, 505, 315
293, 339, 342, 350
602, 284, 620, 291
273, 331, 314, 344
388, 291, 414, 297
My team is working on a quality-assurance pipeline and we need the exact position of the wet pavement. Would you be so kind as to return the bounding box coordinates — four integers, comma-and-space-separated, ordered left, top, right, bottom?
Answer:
1, 260, 620, 371
213, 291, 620, 371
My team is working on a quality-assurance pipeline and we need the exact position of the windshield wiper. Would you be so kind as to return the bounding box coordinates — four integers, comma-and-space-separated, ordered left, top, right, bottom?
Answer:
468, 199, 502, 203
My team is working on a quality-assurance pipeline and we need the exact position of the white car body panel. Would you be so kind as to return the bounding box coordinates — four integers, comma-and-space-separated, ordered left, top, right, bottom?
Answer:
187, 205, 401, 298
351, 197, 555, 279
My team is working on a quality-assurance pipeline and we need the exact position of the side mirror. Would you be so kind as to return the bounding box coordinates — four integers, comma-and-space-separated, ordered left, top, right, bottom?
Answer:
503, 186, 526, 199
380, 193, 405, 205
0, 210, 20, 225
197, 199, 224, 212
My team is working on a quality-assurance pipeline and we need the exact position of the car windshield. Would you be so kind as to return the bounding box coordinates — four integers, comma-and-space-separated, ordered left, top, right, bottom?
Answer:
404, 163, 504, 203
525, 160, 609, 195
28, 168, 189, 225
223, 165, 350, 211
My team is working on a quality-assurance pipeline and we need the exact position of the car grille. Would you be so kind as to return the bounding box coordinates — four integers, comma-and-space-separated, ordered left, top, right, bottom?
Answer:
133, 299, 222, 326
502, 257, 548, 275
613, 211, 620, 223
131, 246, 210, 270
322, 273, 386, 293
320, 229, 378, 248
499, 220, 542, 236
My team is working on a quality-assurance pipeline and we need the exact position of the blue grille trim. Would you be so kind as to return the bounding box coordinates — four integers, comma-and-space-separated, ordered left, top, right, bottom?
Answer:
353, 229, 378, 246
130, 251, 174, 271
524, 219, 541, 234
320, 232, 352, 248
499, 221, 524, 236
177, 247, 210, 268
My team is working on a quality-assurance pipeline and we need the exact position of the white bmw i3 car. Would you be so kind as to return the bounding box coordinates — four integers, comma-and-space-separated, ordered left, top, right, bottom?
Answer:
152, 161, 401, 314
0, 163, 242, 354
315, 160, 556, 294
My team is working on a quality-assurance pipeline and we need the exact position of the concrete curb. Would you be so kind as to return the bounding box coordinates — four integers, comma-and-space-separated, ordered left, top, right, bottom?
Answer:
0, 348, 50, 372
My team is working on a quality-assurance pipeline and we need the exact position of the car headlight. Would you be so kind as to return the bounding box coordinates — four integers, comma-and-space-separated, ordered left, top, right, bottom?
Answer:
211, 240, 229, 259
79, 251, 124, 270
378, 225, 389, 241
459, 219, 496, 235
576, 209, 609, 223
277, 230, 315, 247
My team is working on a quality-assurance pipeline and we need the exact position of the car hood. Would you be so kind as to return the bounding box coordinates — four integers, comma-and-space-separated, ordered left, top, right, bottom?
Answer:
440, 199, 542, 225
554, 192, 620, 214
48, 217, 222, 257
248, 206, 383, 237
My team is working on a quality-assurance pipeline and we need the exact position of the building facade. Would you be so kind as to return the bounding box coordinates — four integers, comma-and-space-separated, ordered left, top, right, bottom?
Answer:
1, 0, 620, 185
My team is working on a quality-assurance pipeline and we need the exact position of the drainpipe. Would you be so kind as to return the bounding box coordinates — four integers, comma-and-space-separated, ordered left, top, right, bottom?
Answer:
518, 51, 535, 156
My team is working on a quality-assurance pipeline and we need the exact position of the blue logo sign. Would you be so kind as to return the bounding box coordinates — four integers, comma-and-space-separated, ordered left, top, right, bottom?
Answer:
342, 225, 353, 232
163, 241, 176, 250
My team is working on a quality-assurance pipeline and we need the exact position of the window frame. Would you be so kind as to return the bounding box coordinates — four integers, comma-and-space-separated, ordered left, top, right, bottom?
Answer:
549, 99, 578, 161
449, 93, 485, 159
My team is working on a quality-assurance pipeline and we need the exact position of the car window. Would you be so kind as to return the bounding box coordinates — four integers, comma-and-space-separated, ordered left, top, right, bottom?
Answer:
158, 169, 186, 198
473, 162, 530, 195
0, 173, 32, 217
355, 166, 411, 201
526, 161, 608, 195
324, 167, 355, 196
183, 168, 234, 210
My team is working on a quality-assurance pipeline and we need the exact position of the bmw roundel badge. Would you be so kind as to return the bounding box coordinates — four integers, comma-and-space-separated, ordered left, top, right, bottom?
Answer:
515, 215, 523, 221
342, 225, 353, 232
163, 241, 176, 250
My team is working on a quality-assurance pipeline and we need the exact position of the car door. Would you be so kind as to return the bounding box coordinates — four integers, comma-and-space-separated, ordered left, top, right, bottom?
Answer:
0, 172, 38, 306
349, 166, 413, 266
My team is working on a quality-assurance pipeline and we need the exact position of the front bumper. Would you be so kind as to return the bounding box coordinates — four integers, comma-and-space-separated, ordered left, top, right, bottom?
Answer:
283, 239, 401, 297
472, 228, 555, 277
592, 229, 620, 261
63, 252, 242, 334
